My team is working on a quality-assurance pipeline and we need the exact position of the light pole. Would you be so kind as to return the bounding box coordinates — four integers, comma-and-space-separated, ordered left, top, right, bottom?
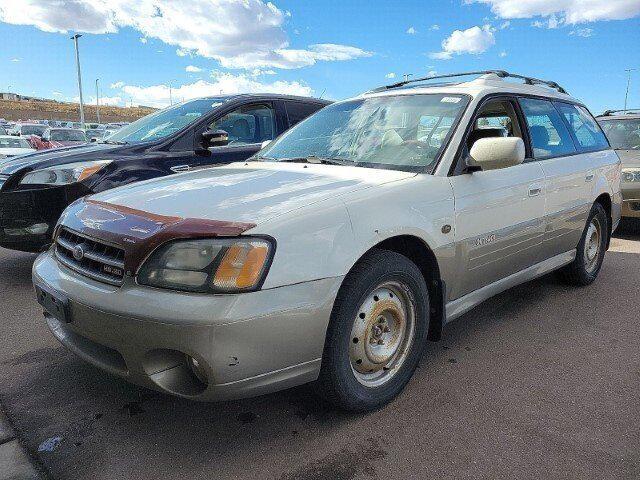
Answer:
403, 73, 413, 82
71, 34, 85, 128
624, 68, 636, 112
167, 79, 176, 105
95, 78, 100, 124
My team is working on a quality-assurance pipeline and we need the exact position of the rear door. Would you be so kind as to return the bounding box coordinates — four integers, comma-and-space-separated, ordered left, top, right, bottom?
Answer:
449, 96, 547, 299
518, 98, 596, 258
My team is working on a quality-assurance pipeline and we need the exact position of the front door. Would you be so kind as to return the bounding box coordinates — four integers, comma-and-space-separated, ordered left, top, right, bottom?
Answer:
449, 97, 547, 299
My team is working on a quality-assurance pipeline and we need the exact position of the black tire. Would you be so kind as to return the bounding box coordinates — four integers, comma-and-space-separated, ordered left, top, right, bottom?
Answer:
558, 202, 609, 286
314, 248, 430, 412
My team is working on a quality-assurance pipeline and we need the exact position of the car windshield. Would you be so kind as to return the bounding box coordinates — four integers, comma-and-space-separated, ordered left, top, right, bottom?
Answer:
107, 97, 228, 144
259, 94, 469, 172
0, 137, 30, 148
599, 118, 640, 150
51, 129, 86, 141
21, 125, 47, 136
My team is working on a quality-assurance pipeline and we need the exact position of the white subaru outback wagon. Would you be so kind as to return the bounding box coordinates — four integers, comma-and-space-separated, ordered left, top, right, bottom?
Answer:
33, 71, 621, 411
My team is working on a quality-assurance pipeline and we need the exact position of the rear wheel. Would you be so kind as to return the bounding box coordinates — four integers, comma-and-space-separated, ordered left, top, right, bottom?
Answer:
558, 202, 608, 286
315, 249, 429, 412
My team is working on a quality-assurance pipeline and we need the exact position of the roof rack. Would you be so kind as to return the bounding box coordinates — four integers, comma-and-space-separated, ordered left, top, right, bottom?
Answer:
600, 109, 640, 116
369, 70, 568, 94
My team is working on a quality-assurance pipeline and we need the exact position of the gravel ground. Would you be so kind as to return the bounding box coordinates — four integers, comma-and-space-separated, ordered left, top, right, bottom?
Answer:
1, 232, 639, 480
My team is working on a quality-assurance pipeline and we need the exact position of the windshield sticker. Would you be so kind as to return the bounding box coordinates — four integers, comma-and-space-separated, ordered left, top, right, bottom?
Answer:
441, 97, 461, 103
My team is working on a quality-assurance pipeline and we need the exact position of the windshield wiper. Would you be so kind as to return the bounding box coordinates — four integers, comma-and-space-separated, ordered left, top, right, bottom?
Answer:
277, 155, 353, 166
99, 140, 128, 145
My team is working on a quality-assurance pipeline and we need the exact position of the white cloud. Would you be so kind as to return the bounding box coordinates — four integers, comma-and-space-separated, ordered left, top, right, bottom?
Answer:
139, 37, 147, 44
0, 0, 371, 70
430, 24, 440, 30
52, 91, 63, 97
570, 27, 595, 37
385, 72, 396, 79
468, 0, 640, 25
406, 26, 417, 34
185, 65, 203, 73
427, 70, 438, 77
499, 50, 508, 57
111, 73, 313, 108
110, 81, 125, 89
499, 20, 511, 29
10, 57, 20, 62
93, 95, 124, 106
429, 25, 496, 60
532, 14, 559, 28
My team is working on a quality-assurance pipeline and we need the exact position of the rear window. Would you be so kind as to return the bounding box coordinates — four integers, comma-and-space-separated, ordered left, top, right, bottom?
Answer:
519, 98, 577, 158
555, 103, 609, 151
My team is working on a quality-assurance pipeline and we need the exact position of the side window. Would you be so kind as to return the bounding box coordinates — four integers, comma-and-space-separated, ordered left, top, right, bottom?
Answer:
286, 102, 322, 127
555, 102, 609, 151
467, 99, 523, 150
519, 98, 577, 158
210, 103, 275, 146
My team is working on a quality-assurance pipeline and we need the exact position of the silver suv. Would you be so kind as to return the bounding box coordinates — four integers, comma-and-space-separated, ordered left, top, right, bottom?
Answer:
33, 71, 621, 411
597, 109, 640, 220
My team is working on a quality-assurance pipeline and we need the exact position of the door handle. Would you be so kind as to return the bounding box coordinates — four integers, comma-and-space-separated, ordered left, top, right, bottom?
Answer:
170, 164, 191, 173
528, 187, 542, 197
585, 172, 594, 182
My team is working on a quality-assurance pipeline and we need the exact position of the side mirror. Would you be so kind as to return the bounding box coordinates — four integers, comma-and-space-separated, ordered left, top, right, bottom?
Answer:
467, 137, 525, 171
260, 140, 271, 149
201, 129, 229, 148
90, 137, 97, 142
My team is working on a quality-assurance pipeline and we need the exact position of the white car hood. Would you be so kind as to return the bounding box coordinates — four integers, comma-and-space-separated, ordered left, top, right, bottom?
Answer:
92, 161, 415, 224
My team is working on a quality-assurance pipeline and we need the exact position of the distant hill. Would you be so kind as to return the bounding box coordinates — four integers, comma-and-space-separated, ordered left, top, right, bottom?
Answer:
0, 98, 156, 123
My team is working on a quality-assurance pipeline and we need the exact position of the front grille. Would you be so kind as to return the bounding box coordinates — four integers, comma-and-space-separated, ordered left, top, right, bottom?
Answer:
55, 227, 125, 286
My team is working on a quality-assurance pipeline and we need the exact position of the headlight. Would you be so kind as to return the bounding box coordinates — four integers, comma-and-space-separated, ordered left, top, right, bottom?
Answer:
622, 169, 640, 183
19, 160, 111, 185
137, 237, 274, 293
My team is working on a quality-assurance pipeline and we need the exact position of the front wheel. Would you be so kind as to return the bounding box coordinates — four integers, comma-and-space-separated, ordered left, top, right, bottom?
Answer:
558, 202, 609, 286
315, 249, 429, 412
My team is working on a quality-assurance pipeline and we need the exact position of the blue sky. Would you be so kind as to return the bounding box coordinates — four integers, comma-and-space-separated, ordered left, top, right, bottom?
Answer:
0, 0, 639, 113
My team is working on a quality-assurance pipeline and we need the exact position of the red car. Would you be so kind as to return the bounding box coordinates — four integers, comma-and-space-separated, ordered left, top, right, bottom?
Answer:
31, 128, 87, 150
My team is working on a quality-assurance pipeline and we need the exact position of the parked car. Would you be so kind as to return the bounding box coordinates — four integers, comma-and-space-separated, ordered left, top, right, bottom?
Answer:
9, 123, 48, 138
0, 126, 6, 135
0, 94, 329, 252
0, 135, 36, 159
32, 71, 620, 411
85, 129, 105, 142
597, 109, 640, 220
31, 128, 87, 150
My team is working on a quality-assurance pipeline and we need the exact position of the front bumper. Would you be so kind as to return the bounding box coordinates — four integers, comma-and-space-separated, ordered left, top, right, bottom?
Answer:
621, 183, 640, 218
0, 184, 86, 252
33, 250, 342, 401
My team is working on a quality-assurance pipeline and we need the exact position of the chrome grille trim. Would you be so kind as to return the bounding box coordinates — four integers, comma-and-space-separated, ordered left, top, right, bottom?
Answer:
55, 227, 125, 286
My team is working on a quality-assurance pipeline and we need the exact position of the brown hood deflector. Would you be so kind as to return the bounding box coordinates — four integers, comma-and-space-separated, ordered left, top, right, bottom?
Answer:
59, 199, 256, 274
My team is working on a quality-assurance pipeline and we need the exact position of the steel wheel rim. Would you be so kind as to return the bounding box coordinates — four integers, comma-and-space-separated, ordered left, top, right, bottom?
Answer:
349, 281, 416, 388
584, 217, 602, 274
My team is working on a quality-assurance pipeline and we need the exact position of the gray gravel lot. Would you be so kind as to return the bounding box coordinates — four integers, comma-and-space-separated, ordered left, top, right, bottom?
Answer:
1, 232, 639, 480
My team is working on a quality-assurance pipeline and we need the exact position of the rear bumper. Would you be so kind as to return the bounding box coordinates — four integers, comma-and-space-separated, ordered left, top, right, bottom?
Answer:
32, 250, 342, 401
0, 185, 84, 252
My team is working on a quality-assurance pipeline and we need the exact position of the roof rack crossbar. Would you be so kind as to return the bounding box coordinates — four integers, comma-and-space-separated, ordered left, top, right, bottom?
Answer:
369, 70, 568, 94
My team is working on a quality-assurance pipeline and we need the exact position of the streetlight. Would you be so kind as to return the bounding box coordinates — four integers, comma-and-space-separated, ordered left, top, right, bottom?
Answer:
70, 34, 85, 128
95, 78, 100, 124
624, 68, 636, 112
167, 79, 176, 105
